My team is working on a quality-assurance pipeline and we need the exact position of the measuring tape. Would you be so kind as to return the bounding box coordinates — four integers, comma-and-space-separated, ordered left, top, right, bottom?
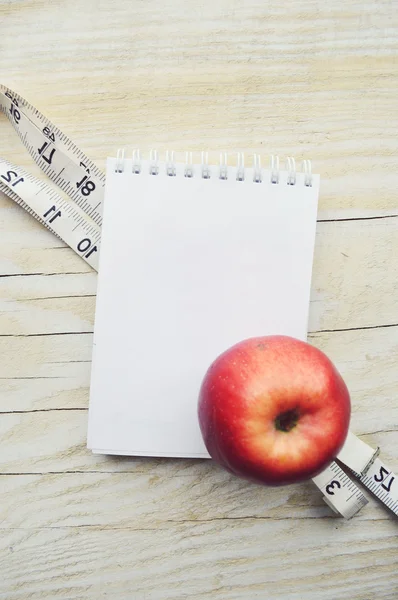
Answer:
0, 84, 103, 270
313, 432, 397, 519
1, 85, 396, 519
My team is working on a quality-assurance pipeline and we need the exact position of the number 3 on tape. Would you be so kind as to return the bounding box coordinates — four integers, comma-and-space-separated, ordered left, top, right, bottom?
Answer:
312, 460, 369, 519
313, 432, 398, 519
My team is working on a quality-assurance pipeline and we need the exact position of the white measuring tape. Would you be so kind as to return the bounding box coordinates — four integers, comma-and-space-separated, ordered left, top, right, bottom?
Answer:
1, 84, 396, 519
313, 432, 397, 519
0, 84, 103, 270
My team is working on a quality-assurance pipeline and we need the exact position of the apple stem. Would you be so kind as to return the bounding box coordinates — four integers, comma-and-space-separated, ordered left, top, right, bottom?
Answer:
274, 408, 300, 432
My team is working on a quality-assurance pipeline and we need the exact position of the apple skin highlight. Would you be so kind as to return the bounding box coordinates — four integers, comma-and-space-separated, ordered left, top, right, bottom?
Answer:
198, 336, 351, 486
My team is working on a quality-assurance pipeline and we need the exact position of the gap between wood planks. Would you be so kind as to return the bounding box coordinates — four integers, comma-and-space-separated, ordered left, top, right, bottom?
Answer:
0, 210, 397, 276
1, 322, 397, 339
317, 213, 398, 223
0, 513, 391, 531
1, 215, 397, 420
0, 271, 89, 278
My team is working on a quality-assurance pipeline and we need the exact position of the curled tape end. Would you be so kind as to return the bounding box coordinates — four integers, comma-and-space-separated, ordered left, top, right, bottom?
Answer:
362, 446, 381, 476
322, 496, 340, 516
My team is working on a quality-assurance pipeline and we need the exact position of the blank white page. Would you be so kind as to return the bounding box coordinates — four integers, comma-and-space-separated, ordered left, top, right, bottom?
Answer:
87, 158, 320, 457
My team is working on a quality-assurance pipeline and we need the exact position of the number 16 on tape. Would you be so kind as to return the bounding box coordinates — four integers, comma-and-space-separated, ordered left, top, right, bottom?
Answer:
312, 432, 398, 519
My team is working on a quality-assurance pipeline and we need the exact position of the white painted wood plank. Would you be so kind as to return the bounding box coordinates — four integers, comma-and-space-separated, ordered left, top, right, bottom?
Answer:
0, 409, 395, 476
1, 3, 398, 218
0, 446, 396, 531
1, 0, 398, 598
1, 519, 397, 600
1, 217, 398, 336
0, 325, 397, 426
0, 470, 348, 529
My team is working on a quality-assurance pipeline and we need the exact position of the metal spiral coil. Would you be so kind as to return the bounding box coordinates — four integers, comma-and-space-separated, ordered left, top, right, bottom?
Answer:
114, 149, 313, 187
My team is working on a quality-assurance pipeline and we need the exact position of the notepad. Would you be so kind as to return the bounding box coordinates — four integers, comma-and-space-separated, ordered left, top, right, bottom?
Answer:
87, 154, 320, 457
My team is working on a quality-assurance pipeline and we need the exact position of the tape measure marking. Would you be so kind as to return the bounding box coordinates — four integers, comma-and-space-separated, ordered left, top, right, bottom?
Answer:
346, 455, 398, 516
0, 157, 101, 270
312, 461, 369, 519
315, 432, 398, 519
0, 84, 104, 268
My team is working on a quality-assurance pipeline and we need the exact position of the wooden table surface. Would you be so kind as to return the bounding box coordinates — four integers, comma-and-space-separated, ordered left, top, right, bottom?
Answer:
1, 1, 397, 598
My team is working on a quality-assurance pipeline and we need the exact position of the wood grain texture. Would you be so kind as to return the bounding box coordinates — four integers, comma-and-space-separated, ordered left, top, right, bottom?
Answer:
1, 520, 397, 600
2, 202, 398, 333
1, 0, 398, 598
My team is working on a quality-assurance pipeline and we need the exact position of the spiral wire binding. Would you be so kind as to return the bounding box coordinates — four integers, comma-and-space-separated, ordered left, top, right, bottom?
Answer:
115, 148, 125, 173
114, 150, 313, 187
302, 159, 312, 187
201, 151, 210, 179
236, 153, 245, 181
253, 154, 262, 183
270, 155, 279, 184
149, 150, 159, 176
185, 152, 194, 178
219, 153, 228, 180
286, 157, 296, 186
166, 151, 176, 177
132, 149, 141, 174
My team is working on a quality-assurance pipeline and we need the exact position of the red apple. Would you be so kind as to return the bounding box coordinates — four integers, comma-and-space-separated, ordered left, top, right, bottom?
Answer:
198, 335, 350, 486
